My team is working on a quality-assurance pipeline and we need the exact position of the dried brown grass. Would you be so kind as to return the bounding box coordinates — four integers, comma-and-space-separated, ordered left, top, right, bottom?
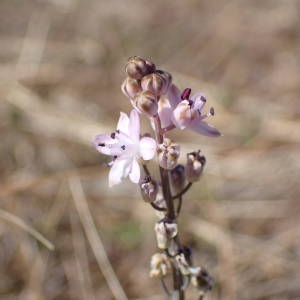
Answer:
1, 0, 300, 299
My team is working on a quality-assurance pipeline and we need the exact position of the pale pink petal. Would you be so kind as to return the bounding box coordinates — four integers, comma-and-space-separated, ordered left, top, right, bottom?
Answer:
108, 158, 132, 187
189, 119, 221, 137
191, 93, 206, 111
167, 84, 181, 108
93, 134, 121, 156
117, 112, 130, 135
158, 98, 174, 128
171, 101, 192, 129
139, 137, 156, 160
129, 109, 140, 141
129, 159, 140, 184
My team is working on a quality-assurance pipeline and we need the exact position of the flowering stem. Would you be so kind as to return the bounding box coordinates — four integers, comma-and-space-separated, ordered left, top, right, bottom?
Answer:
153, 116, 175, 220
160, 278, 171, 297
153, 115, 184, 300
176, 196, 183, 215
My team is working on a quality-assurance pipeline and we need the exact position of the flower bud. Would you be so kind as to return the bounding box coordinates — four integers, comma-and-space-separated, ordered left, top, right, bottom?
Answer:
125, 56, 155, 80
185, 151, 206, 182
145, 59, 156, 73
156, 70, 172, 94
149, 253, 171, 278
157, 138, 180, 170
170, 164, 186, 193
154, 220, 178, 249
141, 70, 172, 96
134, 91, 158, 117
139, 175, 158, 203
121, 77, 142, 99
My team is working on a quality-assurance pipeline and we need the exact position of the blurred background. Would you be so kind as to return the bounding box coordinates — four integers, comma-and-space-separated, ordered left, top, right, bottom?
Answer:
1, 0, 300, 299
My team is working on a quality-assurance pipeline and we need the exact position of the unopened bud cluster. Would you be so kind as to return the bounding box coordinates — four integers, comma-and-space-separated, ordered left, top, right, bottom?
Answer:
121, 56, 172, 117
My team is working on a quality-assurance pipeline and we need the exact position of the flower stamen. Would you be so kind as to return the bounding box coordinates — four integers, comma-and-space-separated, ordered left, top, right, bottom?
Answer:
181, 88, 191, 100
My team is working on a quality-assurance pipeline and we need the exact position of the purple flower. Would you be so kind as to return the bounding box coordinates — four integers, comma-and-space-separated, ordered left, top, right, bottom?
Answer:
93, 110, 156, 187
158, 86, 221, 137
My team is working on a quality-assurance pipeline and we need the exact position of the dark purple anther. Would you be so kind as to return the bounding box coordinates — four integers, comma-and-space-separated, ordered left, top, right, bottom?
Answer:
200, 95, 206, 102
210, 107, 215, 116
121, 145, 126, 150
111, 132, 116, 139
181, 88, 192, 100
98, 143, 105, 147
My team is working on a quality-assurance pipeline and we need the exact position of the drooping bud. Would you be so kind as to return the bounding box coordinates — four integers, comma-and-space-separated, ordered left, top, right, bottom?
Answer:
134, 91, 158, 117
185, 150, 206, 182
121, 77, 142, 99
139, 175, 158, 203
141, 70, 172, 96
175, 253, 191, 275
170, 164, 186, 193
154, 220, 178, 249
149, 253, 171, 278
157, 138, 180, 170
125, 56, 155, 80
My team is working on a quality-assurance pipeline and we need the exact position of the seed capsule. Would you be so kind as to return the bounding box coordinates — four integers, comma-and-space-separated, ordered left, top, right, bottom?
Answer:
139, 175, 158, 203
185, 151, 206, 182
157, 138, 180, 170
149, 253, 171, 278
154, 220, 178, 249
190, 267, 214, 292
175, 253, 191, 275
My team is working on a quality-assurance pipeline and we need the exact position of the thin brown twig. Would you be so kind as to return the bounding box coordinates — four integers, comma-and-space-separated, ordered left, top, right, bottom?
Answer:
68, 175, 128, 300
0, 208, 54, 251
